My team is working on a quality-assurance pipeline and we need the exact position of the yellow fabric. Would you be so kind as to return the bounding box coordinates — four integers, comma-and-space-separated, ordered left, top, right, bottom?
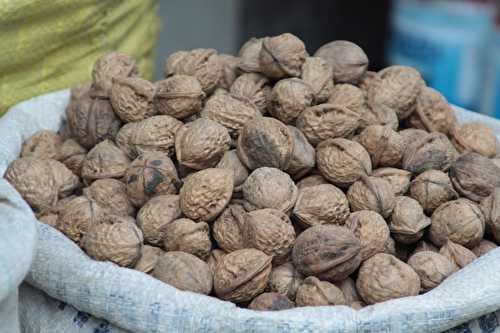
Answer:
0, 0, 160, 116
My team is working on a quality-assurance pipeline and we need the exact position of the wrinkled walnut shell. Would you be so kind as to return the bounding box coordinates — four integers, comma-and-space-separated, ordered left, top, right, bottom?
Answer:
238, 37, 263, 73
356, 125, 404, 168
345, 210, 390, 260
439, 240, 477, 268
389, 196, 431, 245
471, 240, 497, 257
347, 176, 396, 218
133, 245, 164, 274
372, 168, 412, 196
163, 218, 212, 260
452, 123, 498, 158
409, 170, 458, 214
248, 292, 295, 311
90, 52, 138, 98
81, 140, 130, 181
110, 77, 156, 123
21, 130, 62, 160
213, 203, 247, 252
301, 56, 334, 103
269, 78, 314, 124
259, 33, 307, 79
286, 126, 315, 179
154, 75, 205, 119
268, 262, 304, 301
230, 73, 271, 115
296, 174, 329, 190
216, 150, 249, 192
83, 178, 135, 217
136, 195, 181, 246
407, 251, 457, 292
480, 188, 500, 243
295, 276, 346, 307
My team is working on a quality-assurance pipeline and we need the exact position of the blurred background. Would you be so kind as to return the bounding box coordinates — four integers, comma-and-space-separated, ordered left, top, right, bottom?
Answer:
156, 0, 500, 117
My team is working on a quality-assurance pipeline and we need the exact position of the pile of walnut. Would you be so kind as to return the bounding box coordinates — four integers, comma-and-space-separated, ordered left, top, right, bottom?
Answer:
6, 34, 500, 311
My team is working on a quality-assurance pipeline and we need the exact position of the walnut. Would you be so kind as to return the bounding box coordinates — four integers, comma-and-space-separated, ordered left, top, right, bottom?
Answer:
200, 93, 261, 139
175, 118, 231, 170
356, 125, 404, 168
328, 84, 377, 131
410, 170, 458, 214
335, 277, 361, 304
286, 126, 315, 179
347, 176, 396, 218
46, 159, 80, 198
214, 248, 272, 302
295, 277, 347, 307
356, 253, 420, 304
83, 178, 135, 217
180, 168, 234, 221
293, 184, 350, 228
345, 210, 390, 260
430, 198, 485, 248
237, 117, 294, 170
242, 167, 298, 213
90, 52, 138, 98
230, 73, 271, 115
81, 140, 130, 181
243, 209, 296, 264
164, 48, 222, 94
213, 204, 247, 252
399, 128, 428, 148
153, 251, 213, 295
367, 66, 424, 120
248, 292, 295, 311
449, 152, 500, 202
407, 251, 457, 292
472, 240, 497, 257
439, 240, 477, 268
406, 87, 456, 135
358, 71, 377, 91
154, 75, 205, 119
389, 196, 431, 244
268, 262, 304, 301
124, 152, 179, 207
296, 174, 329, 190
259, 33, 307, 79
218, 54, 240, 90
452, 123, 499, 158
383, 237, 397, 256
314, 40, 368, 84
412, 240, 439, 256
163, 218, 211, 260
316, 138, 372, 188
116, 115, 183, 159
82, 218, 143, 267
292, 225, 362, 282
133, 245, 164, 274
269, 78, 314, 124
296, 104, 360, 146
56, 196, 106, 244
301, 56, 334, 103
110, 77, 156, 123
207, 249, 226, 276
372, 168, 412, 196
21, 130, 62, 160
402, 133, 458, 174
238, 37, 263, 73
58, 139, 87, 176
66, 94, 122, 149
136, 195, 181, 246
38, 214, 58, 228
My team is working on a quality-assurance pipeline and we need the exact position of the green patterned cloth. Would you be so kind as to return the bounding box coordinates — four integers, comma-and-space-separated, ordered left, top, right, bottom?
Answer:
0, 0, 160, 116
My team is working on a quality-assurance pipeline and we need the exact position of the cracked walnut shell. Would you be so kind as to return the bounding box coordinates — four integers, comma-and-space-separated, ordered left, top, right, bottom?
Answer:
259, 33, 307, 79
21, 130, 62, 160
409, 170, 458, 215
269, 78, 314, 124
154, 75, 205, 119
163, 218, 212, 260
136, 195, 181, 246
110, 77, 156, 123
90, 52, 138, 98
452, 123, 498, 158
347, 176, 396, 219
295, 276, 346, 307
345, 210, 390, 260
407, 251, 457, 292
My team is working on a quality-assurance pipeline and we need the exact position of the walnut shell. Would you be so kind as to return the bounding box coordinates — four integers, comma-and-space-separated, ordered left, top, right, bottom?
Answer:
407, 251, 457, 292
56, 196, 106, 244
471, 240, 497, 257
238, 37, 263, 73
83, 178, 135, 217
383, 237, 397, 256
452, 123, 498, 158
153, 251, 213, 295
292, 224, 362, 282
200, 93, 261, 139
372, 168, 412, 196
175, 118, 231, 170
295, 276, 347, 307
38, 214, 58, 228
47, 159, 80, 198
314, 40, 368, 84
230, 73, 271, 115
213, 204, 247, 252
154, 75, 205, 119
347, 176, 396, 218
409, 170, 458, 214
399, 128, 428, 148
5, 158, 58, 212
439, 240, 477, 268
58, 139, 87, 176
237, 117, 294, 170
286, 126, 315, 179
163, 218, 211, 260
82, 218, 143, 267
90, 52, 138, 98
134, 245, 164, 274
346, 210, 390, 260
296, 174, 329, 190
164, 48, 221, 94
218, 54, 240, 90
335, 277, 361, 304
243, 209, 296, 264
269, 78, 314, 124
21, 130, 62, 160
216, 150, 249, 192
402, 132, 458, 174
430, 198, 485, 248
248, 292, 295, 311
389, 196, 431, 244
301, 56, 334, 103
406, 87, 456, 135
136, 195, 181, 247
357, 125, 404, 168
214, 248, 272, 302
268, 262, 304, 301
328, 84, 377, 130
110, 77, 156, 122
81, 140, 130, 181
411, 240, 439, 256
367, 66, 424, 120
358, 71, 377, 91
115, 115, 183, 159
296, 104, 360, 146
124, 152, 180, 207
207, 249, 227, 276
449, 152, 500, 202
180, 168, 234, 221
242, 167, 298, 213
356, 253, 420, 304
259, 33, 307, 79
316, 138, 372, 188
293, 184, 350, 228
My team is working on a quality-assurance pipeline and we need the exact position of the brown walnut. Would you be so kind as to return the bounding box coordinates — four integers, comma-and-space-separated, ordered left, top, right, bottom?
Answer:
268, 262, 304, 301
230, 73, 271, 115
439, 240, 477, 268
389, 196, 431, 245
286, 126, 315, 179
296, 174, 329, 190
248, 292, 295, 311
216, 150, 249, 192
134, 245, 164, 274
238, 37, 263, 73
81, 140, 130, 181
345, 210, 390, 260
218, 54, 240, 90
213, 203, 247, 252
480, 188, 500, 243
301, 56, 334, 103
136, 195, 181, 246
295, 276, 346, 307
407, 251, 457, 292
259, 33, 307, 79
409, 170, 458, 214
452, 123, 498, 158
269, 78, 314, 124
58, 139, 87, 176
335, 277, 361, 304
21, 130, 62, 160
90, 52, 138, 98
110, 77, 156, 123
83, 178, 135, 217
472, 240, 497, 257
163, 218, 212, 260
154, 75, 205, 119
347, 176, 396, 218
372, 168, 412, 196
357, 125, 404, 168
